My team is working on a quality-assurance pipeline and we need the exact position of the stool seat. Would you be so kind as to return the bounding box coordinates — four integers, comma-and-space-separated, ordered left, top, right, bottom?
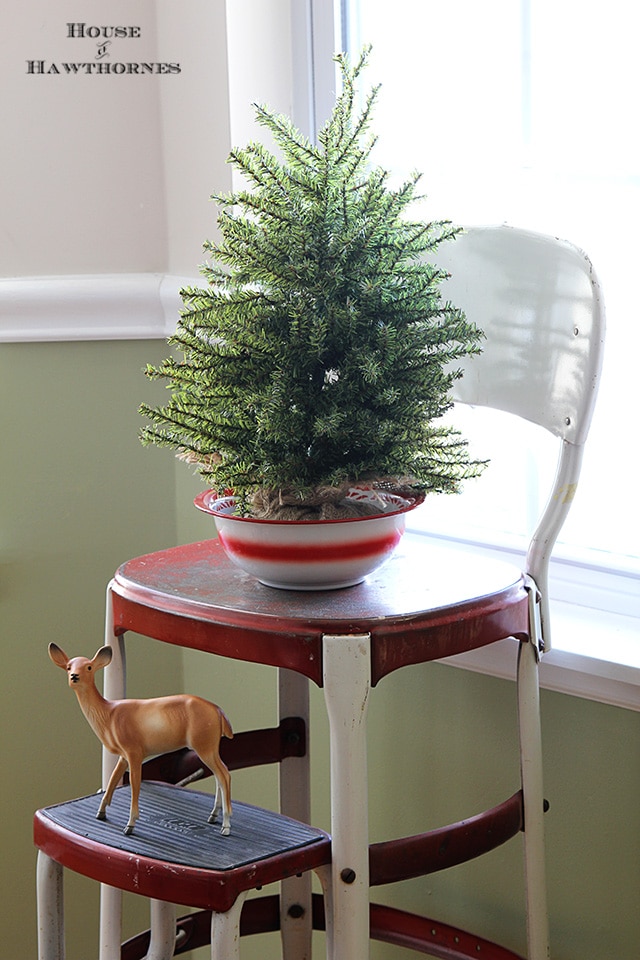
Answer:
34, 781, 331, 913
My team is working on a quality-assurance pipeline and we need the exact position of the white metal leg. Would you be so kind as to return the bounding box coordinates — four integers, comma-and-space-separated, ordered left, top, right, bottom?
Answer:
143, 900, 176, 960
517, 638, 550, 960
314, 863, 334, 960
210, 892, 247, 960
278, 668, 313, 959
322, 633, 371, 960
102, 583, 126, 745
100, 583, 125, 960
98, 885, 123, 960
37, 852, 64, 960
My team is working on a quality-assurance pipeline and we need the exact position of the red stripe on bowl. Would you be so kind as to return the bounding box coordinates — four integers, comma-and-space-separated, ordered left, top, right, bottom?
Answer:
219, 531, 402, 563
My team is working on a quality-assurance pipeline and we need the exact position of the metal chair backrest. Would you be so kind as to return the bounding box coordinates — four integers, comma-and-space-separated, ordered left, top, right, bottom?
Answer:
434, 225, 606, 649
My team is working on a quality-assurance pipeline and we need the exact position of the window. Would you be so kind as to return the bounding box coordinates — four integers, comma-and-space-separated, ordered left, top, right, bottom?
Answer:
302, 0, 640, 705
341, 0, 639, 571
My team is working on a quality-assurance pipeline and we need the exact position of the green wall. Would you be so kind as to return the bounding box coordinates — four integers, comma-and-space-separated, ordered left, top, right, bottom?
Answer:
2, 339, 638, 958
0, 340, 183, 958
362, 663, 640, 959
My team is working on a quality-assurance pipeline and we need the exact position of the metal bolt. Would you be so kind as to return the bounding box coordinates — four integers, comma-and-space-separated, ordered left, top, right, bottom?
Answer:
340, 867, 357, 884
287, 903, 305, 919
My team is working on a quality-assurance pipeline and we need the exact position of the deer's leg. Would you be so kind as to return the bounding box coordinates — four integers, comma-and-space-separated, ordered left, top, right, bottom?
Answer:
125, 754, 143, 835
97, 755, 128, 821
208, 777, 222, 823
202, 753, 231, 835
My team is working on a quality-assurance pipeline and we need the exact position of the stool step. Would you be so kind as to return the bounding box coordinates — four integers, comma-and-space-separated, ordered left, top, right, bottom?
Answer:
36, 782, 331, 915
39, 781, 326, 871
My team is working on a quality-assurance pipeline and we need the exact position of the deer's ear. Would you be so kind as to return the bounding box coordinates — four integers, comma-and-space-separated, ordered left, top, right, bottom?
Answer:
49, 643, 70, 669
92, 646, 113, 671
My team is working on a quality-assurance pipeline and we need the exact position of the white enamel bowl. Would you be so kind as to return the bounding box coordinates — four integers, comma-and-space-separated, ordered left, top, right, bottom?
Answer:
194, 488, 424, 591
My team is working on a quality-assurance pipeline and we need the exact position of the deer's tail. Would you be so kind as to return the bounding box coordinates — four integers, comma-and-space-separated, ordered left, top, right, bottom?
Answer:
220, 708, 233, 740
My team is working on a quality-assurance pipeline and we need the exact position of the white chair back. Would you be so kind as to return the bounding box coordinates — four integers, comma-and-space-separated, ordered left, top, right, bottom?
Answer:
434, 225, 606, 649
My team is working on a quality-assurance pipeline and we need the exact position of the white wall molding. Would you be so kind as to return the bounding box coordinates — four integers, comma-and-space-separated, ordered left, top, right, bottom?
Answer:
0, 273, 199, 343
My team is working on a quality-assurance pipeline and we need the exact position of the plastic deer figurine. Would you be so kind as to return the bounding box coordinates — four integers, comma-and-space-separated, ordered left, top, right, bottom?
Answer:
49, 642, 233, 836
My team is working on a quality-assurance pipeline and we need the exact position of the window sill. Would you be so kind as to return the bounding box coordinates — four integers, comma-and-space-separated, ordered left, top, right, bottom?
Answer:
444, 605, 640, 712
405, 533, 640, 712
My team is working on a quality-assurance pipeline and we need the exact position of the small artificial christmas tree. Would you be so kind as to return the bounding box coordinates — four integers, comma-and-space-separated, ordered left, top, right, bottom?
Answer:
140, 49, 485, 518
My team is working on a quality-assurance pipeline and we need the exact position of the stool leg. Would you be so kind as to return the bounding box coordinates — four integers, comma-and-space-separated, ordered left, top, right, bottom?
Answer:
314, 864, 335, 960
37, 852, 64, 960
279, 668, 313, 960
323, 633, 371, 960
210, 892, 247, 960
99, 884, 122, 960
100, 590, 126, 960
517, 639, 550, 960
145, 900, 176, 960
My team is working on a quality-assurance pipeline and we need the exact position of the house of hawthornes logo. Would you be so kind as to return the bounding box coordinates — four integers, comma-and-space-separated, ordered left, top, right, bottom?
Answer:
26, 22, 181, 75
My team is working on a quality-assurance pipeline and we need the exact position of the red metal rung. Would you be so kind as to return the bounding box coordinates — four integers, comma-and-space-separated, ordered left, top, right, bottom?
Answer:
369, 791, 523, 885
370, 902, 526, 960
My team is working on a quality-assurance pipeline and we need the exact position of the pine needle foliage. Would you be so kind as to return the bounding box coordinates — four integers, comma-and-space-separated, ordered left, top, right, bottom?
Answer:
140, 49, 486, 511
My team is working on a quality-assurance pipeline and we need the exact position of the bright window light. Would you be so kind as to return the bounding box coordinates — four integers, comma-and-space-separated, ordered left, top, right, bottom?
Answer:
343, 0, 640, 579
